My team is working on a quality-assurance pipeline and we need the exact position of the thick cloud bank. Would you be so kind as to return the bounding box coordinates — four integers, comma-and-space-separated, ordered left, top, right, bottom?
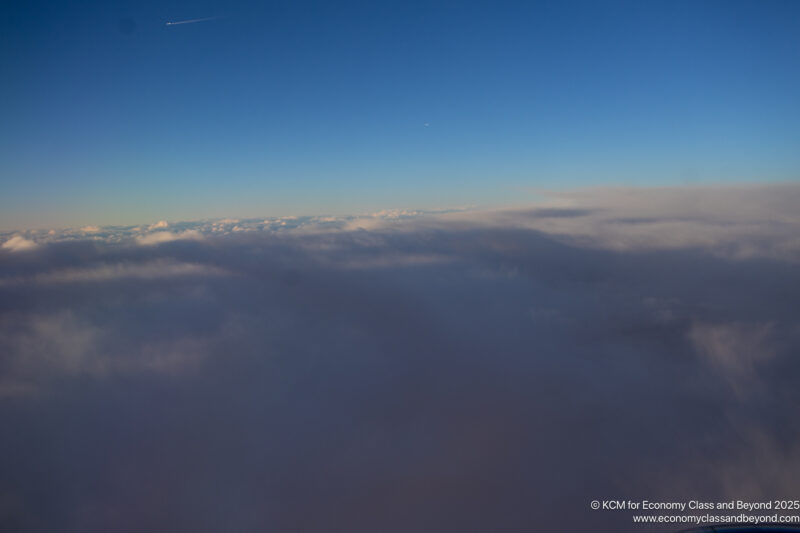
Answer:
1, 184, 799, 532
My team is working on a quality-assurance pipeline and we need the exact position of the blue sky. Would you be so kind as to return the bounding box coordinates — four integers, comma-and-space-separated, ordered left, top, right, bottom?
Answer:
1, 0, 799, 229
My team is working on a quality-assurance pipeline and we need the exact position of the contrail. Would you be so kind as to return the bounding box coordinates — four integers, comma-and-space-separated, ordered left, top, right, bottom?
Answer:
165, 16, 217, 26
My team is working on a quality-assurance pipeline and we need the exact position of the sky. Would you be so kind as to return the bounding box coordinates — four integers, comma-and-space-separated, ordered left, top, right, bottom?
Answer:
1, 0, 799, 229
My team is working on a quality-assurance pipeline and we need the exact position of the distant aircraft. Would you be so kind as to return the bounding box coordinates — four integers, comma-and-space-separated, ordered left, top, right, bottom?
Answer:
165, 17, 217, 26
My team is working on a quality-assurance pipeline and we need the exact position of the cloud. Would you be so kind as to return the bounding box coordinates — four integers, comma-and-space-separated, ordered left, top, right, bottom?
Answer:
148, 220, 169, 230
0, 183, 799, 532
688, 321, 777, 396
0, 311, 101, 396
434, 182, 800, 261
0, 310, 221, 397
135, 229, 203, 245
0, 259, 228, 288
1, 235, 38, 252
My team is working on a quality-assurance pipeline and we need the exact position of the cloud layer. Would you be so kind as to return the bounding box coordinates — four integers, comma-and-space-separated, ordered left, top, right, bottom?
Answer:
1, 184, 799, 532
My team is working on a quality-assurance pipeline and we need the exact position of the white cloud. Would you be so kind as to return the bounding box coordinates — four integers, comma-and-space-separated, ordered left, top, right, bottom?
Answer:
135, 230, 203, 245
370, 208, 421, 218
148, 220, 169, 230
80, 225, 101, 233
343, 217, 390, 231
1, 235, 38, 252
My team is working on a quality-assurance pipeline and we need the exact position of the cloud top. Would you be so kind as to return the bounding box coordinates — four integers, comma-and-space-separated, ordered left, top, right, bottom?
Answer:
1, 235, 38, 252
135, 229, 203, 245
148, 220, 169, 230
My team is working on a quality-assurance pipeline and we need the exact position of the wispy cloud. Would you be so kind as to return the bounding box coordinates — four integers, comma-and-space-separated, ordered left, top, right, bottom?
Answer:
0, 259, 227, 288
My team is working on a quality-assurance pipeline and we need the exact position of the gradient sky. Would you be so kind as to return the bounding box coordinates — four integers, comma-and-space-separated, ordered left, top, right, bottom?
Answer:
2, 0, 799, 229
